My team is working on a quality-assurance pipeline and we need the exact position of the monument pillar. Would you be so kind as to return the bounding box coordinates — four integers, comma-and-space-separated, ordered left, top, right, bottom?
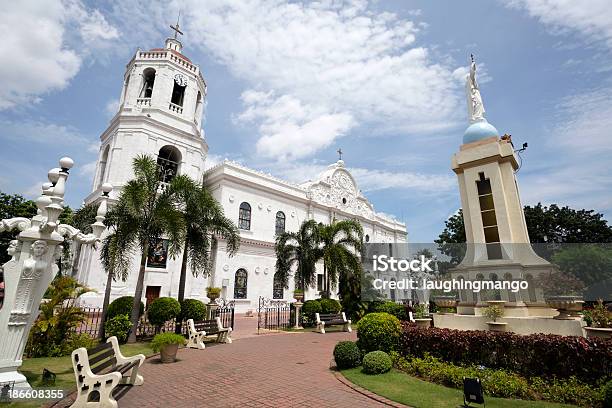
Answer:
0, 158, 109, 389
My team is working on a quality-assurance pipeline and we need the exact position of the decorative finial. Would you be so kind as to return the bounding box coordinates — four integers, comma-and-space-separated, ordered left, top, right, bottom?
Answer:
170, 12, 184, 39
337, 148, 343, 161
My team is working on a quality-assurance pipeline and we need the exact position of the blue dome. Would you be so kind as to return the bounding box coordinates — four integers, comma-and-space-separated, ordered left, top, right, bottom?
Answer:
463, 121, 499, 144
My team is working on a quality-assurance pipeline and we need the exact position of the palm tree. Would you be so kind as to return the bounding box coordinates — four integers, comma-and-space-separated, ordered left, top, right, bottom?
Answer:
317, 219, 363, 298
102, 155, 185, 343
173, 177, 240, 334
275, 219, 320, 296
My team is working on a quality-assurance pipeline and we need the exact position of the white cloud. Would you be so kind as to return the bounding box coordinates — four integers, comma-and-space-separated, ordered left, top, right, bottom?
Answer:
81, 160, 98, 177
174, 0, 464, 160
105, 99, 120, 117
0, 0, 119, 110
0, 119, 88, 145
504, 0, 612, 47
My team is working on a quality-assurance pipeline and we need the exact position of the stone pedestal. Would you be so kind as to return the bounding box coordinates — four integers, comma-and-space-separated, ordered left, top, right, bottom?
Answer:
293, 302, 303, 329
207, 302, 219, 320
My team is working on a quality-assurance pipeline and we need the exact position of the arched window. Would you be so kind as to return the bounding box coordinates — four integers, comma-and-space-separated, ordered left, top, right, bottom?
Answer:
275, 211, 286, 235
234, 269, 248, 299
157, 145, 181, 183
194, 91, 202, 121
365, 234, 370, 242
239, 202, 251, 230
525, 274, 537, 303
98, 145, 110, 188
273, 271, 284, 299
504, 273, 516, 302
140, 68, 156, 98
489, 273, 501, 301
171, 81, 186, 107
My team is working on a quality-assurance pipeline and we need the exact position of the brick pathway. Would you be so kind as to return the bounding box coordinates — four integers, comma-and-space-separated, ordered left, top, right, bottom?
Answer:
56, 327, 390, 407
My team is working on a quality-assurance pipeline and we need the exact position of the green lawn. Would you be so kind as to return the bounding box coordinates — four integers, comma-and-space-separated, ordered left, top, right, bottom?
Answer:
5, 342, 153, 408
341, 368, 577, 408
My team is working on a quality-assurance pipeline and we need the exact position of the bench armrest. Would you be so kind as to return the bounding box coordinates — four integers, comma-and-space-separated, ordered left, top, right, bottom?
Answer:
107, 336, 145, 366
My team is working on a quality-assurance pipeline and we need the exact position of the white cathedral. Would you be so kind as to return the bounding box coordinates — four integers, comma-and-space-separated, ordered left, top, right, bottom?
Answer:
75, 34, 407, 311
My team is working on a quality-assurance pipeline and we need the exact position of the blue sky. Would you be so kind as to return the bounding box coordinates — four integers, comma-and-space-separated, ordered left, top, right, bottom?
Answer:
1, 0, 611, 241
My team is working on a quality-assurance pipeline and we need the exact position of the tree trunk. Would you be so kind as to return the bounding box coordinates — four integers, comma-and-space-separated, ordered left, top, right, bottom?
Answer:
175, 243, 189, 334
128, 246, 148, 343
99, 269, 114, 339
323, 262, 329, 299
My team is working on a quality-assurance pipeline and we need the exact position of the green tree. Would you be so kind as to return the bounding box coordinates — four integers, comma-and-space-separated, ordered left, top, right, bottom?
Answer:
436, 205, 612, 262
102, 155, 185, 343
316, 219, 363, 298
0, 192, 37, 263
173, 178, 240, 334
275, 219, 320, 296
551, 244, 612, 288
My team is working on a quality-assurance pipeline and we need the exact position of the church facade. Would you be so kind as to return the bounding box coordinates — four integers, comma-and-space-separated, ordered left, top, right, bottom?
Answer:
75, 35, 407, 311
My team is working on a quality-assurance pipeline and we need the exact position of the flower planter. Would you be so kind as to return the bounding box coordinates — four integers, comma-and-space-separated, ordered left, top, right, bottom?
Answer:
546, 296, 584, 320
434, 296, 457, 314
487, 321, 507, 332
160, 343, 179, 363
294, 293, 304, 302
414, 318, 432, 329
584, 327, 612, 339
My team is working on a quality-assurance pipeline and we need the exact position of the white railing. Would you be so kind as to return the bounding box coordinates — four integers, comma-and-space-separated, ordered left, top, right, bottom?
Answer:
169, 103, 183, 114
137, 98, 151, 107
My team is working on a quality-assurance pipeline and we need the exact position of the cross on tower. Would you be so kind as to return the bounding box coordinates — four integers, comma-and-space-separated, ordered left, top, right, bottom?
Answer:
170, 12, 184, 39
337, 148, 343, 160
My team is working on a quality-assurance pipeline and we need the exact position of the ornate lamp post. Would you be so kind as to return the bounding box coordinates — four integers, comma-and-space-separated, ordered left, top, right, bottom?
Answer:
0, 157, 110, 390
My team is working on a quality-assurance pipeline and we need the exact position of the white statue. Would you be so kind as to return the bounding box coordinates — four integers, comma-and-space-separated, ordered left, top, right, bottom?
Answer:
466, 54, 486, 124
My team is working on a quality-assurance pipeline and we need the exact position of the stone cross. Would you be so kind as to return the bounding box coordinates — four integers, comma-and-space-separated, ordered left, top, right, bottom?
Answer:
337, 148, 343, 161
170, 13, 183, 39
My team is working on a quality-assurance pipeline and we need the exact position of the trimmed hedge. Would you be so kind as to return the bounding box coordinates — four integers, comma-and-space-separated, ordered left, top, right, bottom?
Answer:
362, 351, 392, 375
104, 314, 132, 343
179, 299, 206, 321
373, 301, 407, 320
334, 341, 361, 369
400, 324, 612, 382
320, 298, 342, 314
107, 296, 144, 320
357, 312, 401, 353
391, 352, 603, 407
302, 300, 322, 325
148, 297, 181, 327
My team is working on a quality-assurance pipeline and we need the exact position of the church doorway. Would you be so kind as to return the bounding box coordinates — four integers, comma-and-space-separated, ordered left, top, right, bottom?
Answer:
145, 285, 161, 308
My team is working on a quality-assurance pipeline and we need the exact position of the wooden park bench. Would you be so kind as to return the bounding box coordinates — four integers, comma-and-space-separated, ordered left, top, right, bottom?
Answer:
315, 312, 352, 334
70, 336, 145, 408
186, 317, 232, 349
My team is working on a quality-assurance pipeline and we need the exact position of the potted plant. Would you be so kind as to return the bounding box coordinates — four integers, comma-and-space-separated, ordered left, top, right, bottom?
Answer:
413, 304, 431, 329
434, 296, 457, 314
151, 332, 186, 363
206, 287, 221, 303
293, 289, 304, 302
484, 305, 507, 332
584, 299, 612, 339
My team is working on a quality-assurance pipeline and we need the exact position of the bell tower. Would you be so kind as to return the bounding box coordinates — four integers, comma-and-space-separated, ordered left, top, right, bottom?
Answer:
85, 20, 208, 203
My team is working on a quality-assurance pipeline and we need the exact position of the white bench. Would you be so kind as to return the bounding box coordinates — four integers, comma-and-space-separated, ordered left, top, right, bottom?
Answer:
70, 336, 144, 408
186, 317, 232, 349
315, 312, 352, 334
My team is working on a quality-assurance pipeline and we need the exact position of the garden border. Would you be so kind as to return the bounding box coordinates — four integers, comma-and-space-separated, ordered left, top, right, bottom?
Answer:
334, 371, 412, 408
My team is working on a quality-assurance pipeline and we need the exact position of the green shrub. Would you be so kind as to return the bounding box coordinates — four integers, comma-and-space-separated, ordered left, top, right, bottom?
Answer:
150, 332, 186, 352
373, 302, 407, 320
333, 341, 361, 369
601, 379, 612, 408
104, 314, 133, 343
320, 298, 342, 314
357, 312, 401, 353
362, 351, 392, 375
302, 299, 322, 325
179, 299, 206, 321
61, 333, 98, 355
107, 296, 144, 320
148, 297, 181, 327
391, 352, 604, 407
